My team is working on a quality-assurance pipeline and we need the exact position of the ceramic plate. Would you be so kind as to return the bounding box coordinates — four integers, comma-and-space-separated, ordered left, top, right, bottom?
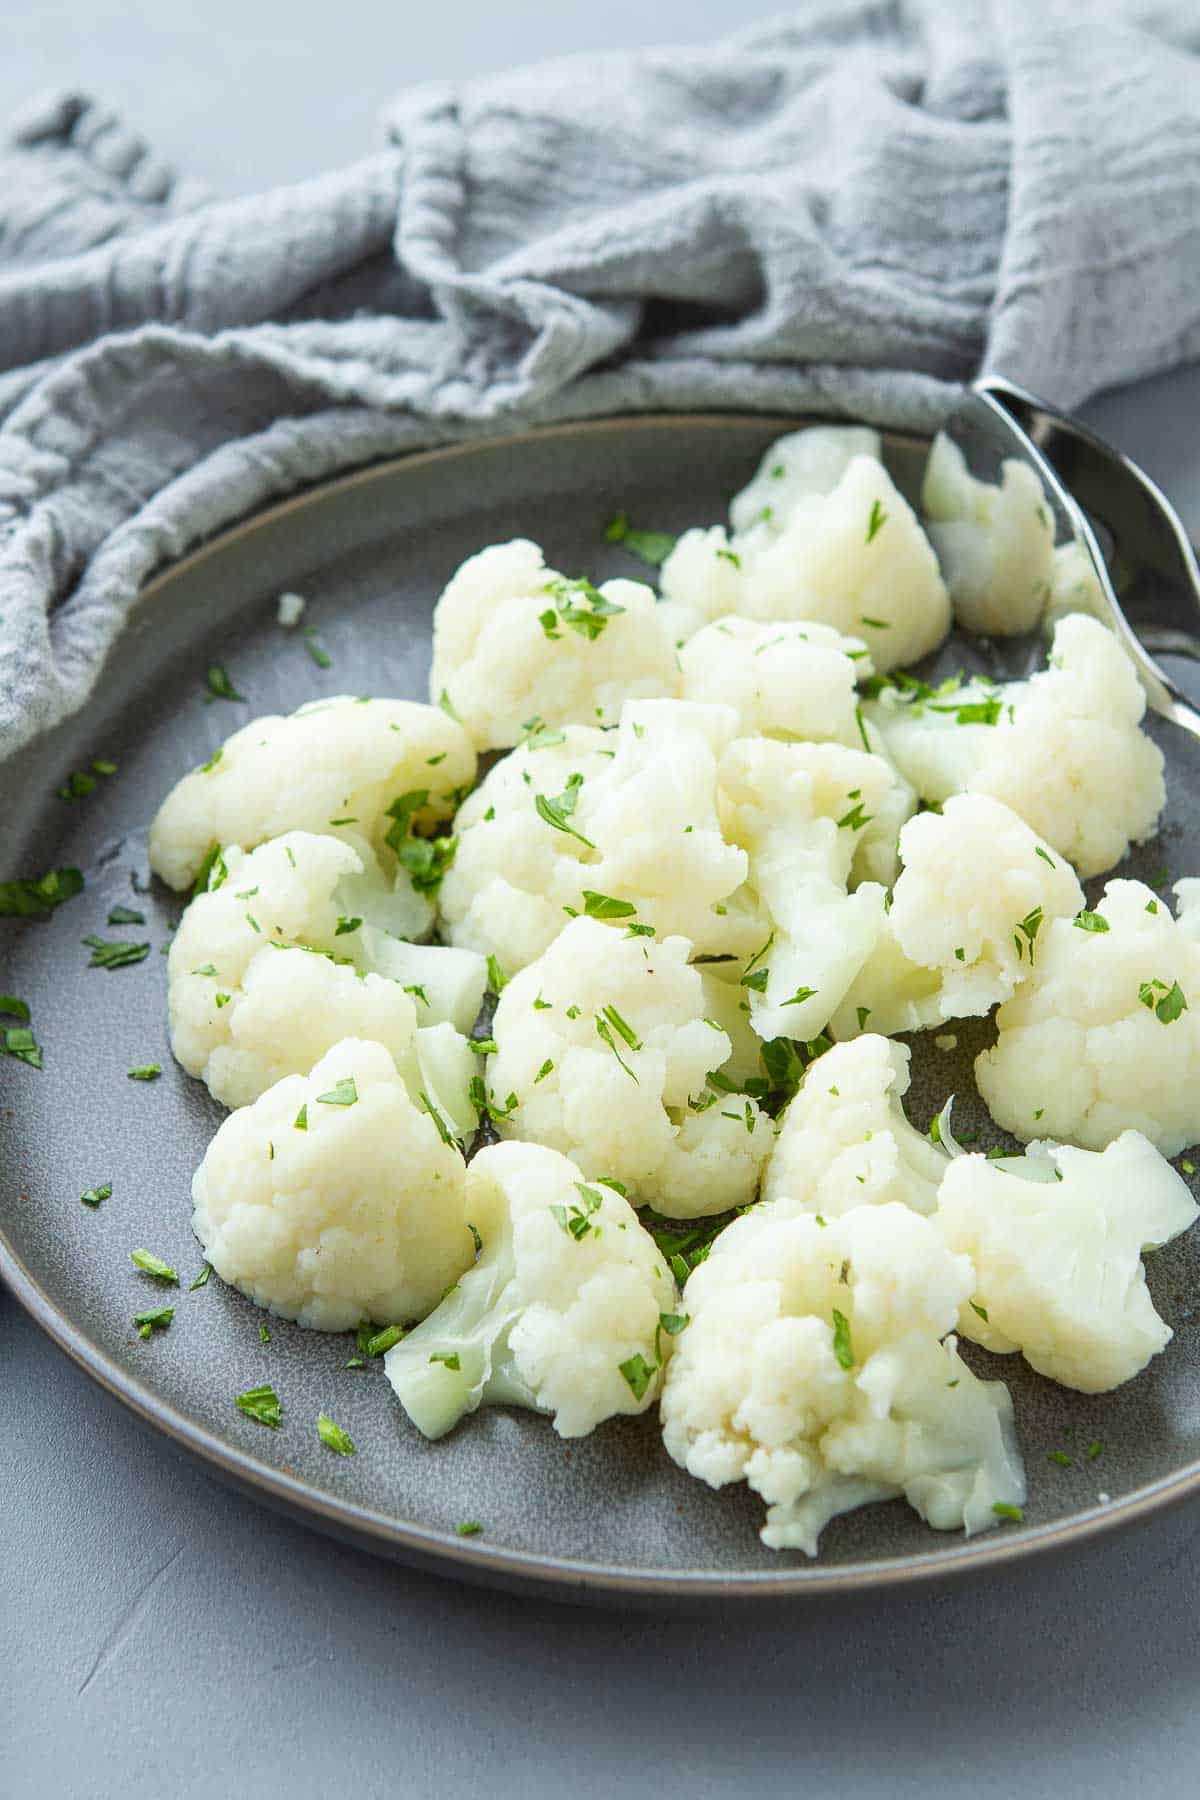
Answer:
4, 415, 1199, 1602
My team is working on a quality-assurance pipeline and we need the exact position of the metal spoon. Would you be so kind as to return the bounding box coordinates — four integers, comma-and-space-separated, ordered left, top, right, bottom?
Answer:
941, 374, 1200, 740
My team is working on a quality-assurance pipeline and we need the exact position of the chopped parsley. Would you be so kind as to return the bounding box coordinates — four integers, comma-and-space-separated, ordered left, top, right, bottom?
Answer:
992, 1502, 1024, 1523
831, 1308, 854, 1370
294, 1104, 308, 1130
80, 1183, 112, 1208
486, 954, 508, 994
604, 512, 676, 568
595, 1015, 639, 1081
969, 1300, 989, 1323
1073, 910, 1110, 934
107, 905, 145, 926
189, 1262, 213, 1290
419, 1091, 458, 1146
438, 689, 463, 722
836, 800, 873, 831
317, 1413, 356, 1456
457, 1520, 484, 1537
1035, 846, 1055, 868
1086, 1440, 1104, 1462
618, 1353, 656, 1401
780, 985, 818, 1009
551, 1183, 604, 1241
82, 934, 150, 970
1014, 907, 1044, 964
259, 1323, 271, 1344
859, 616, 889, 631
865, 499, 887, 544
856, 1006, 871, 1031
316, 1076, 358, 1107
535, 774, 594, 848
582, 891, 637, 920
429, 1351, 462, 1371
236, 1384, 283, 1428
127, 1064, 161, 1081
130, 1249, 179, 1284
204, 662, 245, 703
1, 1023, 42, 1068
0, 865, 84, 918
541, 576, 627, 641
534, 1058, 555, 1084
365, 1324, 405, 1357
134, 1306, 174, 1340
1047, 1449, 1073, 1468
854, 705, 871, 752
1138, 977, 1188, 1023
303, 632, 332, 670
334, 916, 362, 936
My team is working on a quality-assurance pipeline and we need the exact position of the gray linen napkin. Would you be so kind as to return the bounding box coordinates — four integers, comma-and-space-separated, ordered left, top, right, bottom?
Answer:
2, 0, 1199, 761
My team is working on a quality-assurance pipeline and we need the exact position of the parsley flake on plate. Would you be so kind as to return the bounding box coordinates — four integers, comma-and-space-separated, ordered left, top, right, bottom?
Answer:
236, 1384, 283, 1428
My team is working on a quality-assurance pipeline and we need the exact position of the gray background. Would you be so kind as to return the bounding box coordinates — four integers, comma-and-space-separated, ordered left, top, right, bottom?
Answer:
4, 3, 1200, 1794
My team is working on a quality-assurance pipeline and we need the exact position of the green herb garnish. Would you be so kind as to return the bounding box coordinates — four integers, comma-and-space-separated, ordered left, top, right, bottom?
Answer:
317, 1412, 356, 1455
236, 1384, 283, 1428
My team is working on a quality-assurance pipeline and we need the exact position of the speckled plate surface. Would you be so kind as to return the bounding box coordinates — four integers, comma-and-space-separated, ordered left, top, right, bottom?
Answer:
3, 415, 1199, 1603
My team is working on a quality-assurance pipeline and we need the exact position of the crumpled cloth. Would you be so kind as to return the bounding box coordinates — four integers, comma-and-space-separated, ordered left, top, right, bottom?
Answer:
2, 0, 1199, 761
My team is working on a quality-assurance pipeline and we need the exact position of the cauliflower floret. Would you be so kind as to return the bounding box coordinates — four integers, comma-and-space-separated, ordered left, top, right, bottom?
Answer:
921, 433, 1056, 635
831, 797, 1084, 1039
439, 702, 765, 975
167, 831, 486, 1107
716, 737, 893, 1044
866, 613, 1165, 878
729, 425, 883, 546
191, 1039, 474, 1330
763, 1037, 948, 1217
148, 695, 475, 918
736, 458, 951, 674
384, 1141, 678, 1439
659, 454, 949, 674
657, 526, 746, 643
487, 917, 769, 1217
936, 1133, 1198, 1391
660, 1203, 1025, 1554
975, 879, 1200, 1155
429, 539, 680, 750
679, 617, 870, 746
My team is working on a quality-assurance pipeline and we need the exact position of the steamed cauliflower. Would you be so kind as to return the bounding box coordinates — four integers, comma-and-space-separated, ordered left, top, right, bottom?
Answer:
487, 917, 769, 1217
167, 830, 486, 1107
679, 617, 869, 746
921, 433, 1056, 635
865, 612, 1165, 878
976, 879, 1200, 1156
660, 455, 950, 674
439, 702, 763, 974
148, 695, 475, 920
830, 796, 1084, 1039
762, 1037, 948, 1217
715, 737, 894, 1045
429, 539, 680, 750
936, 1133, 1198, 1391
660, 1202, 1026, 1554
729, 425, 883, 545
384, 1141, 677, 1439
191, 1039, 475, 1330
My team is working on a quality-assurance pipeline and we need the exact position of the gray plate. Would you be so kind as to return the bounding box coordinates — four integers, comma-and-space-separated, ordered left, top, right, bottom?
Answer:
3, 415, 1199, 1604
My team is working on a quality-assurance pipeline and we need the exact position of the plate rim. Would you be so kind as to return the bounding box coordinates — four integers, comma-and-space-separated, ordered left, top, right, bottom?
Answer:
4, 415, 1196, 1599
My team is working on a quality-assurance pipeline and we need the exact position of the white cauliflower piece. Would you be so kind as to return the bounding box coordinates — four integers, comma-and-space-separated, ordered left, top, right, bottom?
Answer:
762, 1037, 948, 1217
657, 526, 746, 644
166, 831, 486, 1107
736, 458, 951, 674
191, 1039, 474, 1330
716, 737, 892, 1044
487, 916, 769, 1218
936, 1133, 1198, 1391
429, 539, 680, 750
148, 696, 475, 902
660, 1203, 1025, 1554
679, 616, 869, 746
659, 456, 949, 674
384, 1141, 678, 1439
866, 613, 1165, 878
729, 425, 883, 546
831, 797, 1084, 1039
439, 702, 765, 975
976, 878, 1200, 1155
921, 433, 1056, 635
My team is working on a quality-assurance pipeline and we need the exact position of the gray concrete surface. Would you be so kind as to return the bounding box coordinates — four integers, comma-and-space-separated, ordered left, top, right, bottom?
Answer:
4, 6, 1200, 1794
